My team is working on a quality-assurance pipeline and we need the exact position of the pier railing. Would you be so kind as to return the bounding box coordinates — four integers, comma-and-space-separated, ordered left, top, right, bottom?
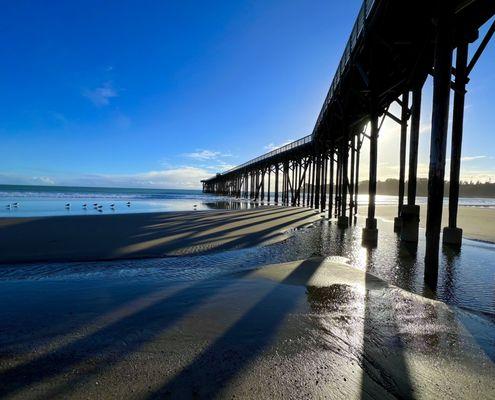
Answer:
206, 134, 313, 180
312, 0, 375, 137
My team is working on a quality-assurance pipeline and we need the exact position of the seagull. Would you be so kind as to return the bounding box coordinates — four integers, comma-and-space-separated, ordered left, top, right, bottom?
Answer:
126, 201, 131, 207
12, 202, 19, 207
65, 203, 70, 208
83, 203, 87, 208
6, 204, 11, 209
93, 203, 98, 206
110, 204, 115, 207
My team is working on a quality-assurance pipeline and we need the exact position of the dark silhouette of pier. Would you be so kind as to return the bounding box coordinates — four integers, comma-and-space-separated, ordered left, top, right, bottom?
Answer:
202, 0, 495, 290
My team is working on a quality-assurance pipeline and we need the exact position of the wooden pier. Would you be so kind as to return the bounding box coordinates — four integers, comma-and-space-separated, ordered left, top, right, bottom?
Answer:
202, 0, 495, 289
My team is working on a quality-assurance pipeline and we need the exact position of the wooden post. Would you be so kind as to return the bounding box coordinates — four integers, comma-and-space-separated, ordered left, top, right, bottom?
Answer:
315, 155, 321, 210
311, 156, 316, 208
275, 164, 279, 204
328, 149, 334, 219
354, 136, 361, 217
425, 5, 454, 288
338, 139, 349, 227
443, 41, 468, 247
267, 167, 271, 203
321, 153, 327, 212
395, 92, 409, 232
260, 169, 265, 202
349, 135, 356, 219
401, 87, 422, 242
335, 150, 341, 217
362, 111, 379, 244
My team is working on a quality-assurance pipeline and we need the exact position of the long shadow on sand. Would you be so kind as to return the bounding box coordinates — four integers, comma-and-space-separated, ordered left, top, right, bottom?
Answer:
360, 247, 414, 399
144, 258, 323, 399
0, 207, 317, 264
0, 222, 316, 399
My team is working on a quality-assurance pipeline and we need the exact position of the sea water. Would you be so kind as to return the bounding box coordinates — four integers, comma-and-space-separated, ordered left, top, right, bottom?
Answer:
1, 184, 494, 217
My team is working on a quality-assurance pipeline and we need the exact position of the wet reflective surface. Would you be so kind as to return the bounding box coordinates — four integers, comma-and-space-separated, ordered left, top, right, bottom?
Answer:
1, 257, 493, 399
1, 214, 494, 316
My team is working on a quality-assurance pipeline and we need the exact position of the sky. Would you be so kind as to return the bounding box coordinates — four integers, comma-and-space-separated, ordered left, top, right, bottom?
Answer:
0, 0, 494, 189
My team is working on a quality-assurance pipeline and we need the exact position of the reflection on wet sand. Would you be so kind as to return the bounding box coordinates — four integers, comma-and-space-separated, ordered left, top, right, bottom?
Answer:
0, 257, 494, 398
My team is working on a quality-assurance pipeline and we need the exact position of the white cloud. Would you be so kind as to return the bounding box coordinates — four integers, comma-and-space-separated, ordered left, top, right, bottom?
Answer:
182, 149, 232, 161
183, 150, 221, 160
64, 167, 212, 189
264, 140, 294, 152
0, 166, 216, 189
83, 82, 118, 106
0, 173, 56, 186
461, 155, 487, 162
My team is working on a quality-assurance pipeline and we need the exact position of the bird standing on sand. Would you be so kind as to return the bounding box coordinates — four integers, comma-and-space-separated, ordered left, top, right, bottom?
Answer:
6, 204, 11, 209
65, 203, 70, 209
83, 203, 87, 208
13, 202, 19, 207
126, 201, 131, 207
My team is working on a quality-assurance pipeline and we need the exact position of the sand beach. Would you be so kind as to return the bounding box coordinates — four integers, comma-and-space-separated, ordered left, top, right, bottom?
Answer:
0, 257, 494, 399
0, 207, 321, 264
373, 204, 495, 243
1, 205, 495, 399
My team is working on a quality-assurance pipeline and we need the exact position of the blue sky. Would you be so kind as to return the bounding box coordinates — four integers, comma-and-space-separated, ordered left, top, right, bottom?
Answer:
0, 1, 494, 188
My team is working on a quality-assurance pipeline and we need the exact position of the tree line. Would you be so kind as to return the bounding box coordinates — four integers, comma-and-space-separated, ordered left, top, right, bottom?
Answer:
357, 178, 495, 198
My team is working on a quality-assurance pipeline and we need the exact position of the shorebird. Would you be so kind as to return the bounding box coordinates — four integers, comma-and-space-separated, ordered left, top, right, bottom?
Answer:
110, 203, 115, 208
65, 203, 70, 208
6, 204, 11, 209
93, 203, 98, 206
83, 204, 87, 208
12, 202, 19, 207
126, 201, 131, 207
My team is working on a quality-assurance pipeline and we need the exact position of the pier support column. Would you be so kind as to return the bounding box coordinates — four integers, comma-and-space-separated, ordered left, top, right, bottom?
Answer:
349, 135, 356, 218
354, 135, 361, 219
327, 150, 334, 219
338, 141, 349, 228
335, 151, 341, 217
320, 154, 327, 212
259, 169, 265, 204
297, 159, 306, 207
401, 87, 422, 243
394, 92, 409, 232
310, 156, 316, 208
443, 41, 468, 247
425, 6, 454, 287
362, 111, 379, 245
267, 167, 271, 204
315, 155, 321, 210
274, 164, 279, 204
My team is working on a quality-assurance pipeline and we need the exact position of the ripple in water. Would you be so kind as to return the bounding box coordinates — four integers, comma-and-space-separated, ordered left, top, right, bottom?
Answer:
0, 217, 494, 315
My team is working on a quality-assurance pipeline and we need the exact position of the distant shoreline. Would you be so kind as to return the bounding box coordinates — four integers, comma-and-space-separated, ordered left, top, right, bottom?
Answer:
1, 182, 495, 199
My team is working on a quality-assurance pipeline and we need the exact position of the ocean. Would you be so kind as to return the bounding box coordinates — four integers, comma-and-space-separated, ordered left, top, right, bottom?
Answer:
1, 184, 494, 217
0, 184, 240, 217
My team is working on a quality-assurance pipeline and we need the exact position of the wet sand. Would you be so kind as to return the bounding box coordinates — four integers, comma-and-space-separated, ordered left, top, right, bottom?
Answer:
0, 207, 321, 264
373, 204, 495, 243
0, 257, 494, 399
